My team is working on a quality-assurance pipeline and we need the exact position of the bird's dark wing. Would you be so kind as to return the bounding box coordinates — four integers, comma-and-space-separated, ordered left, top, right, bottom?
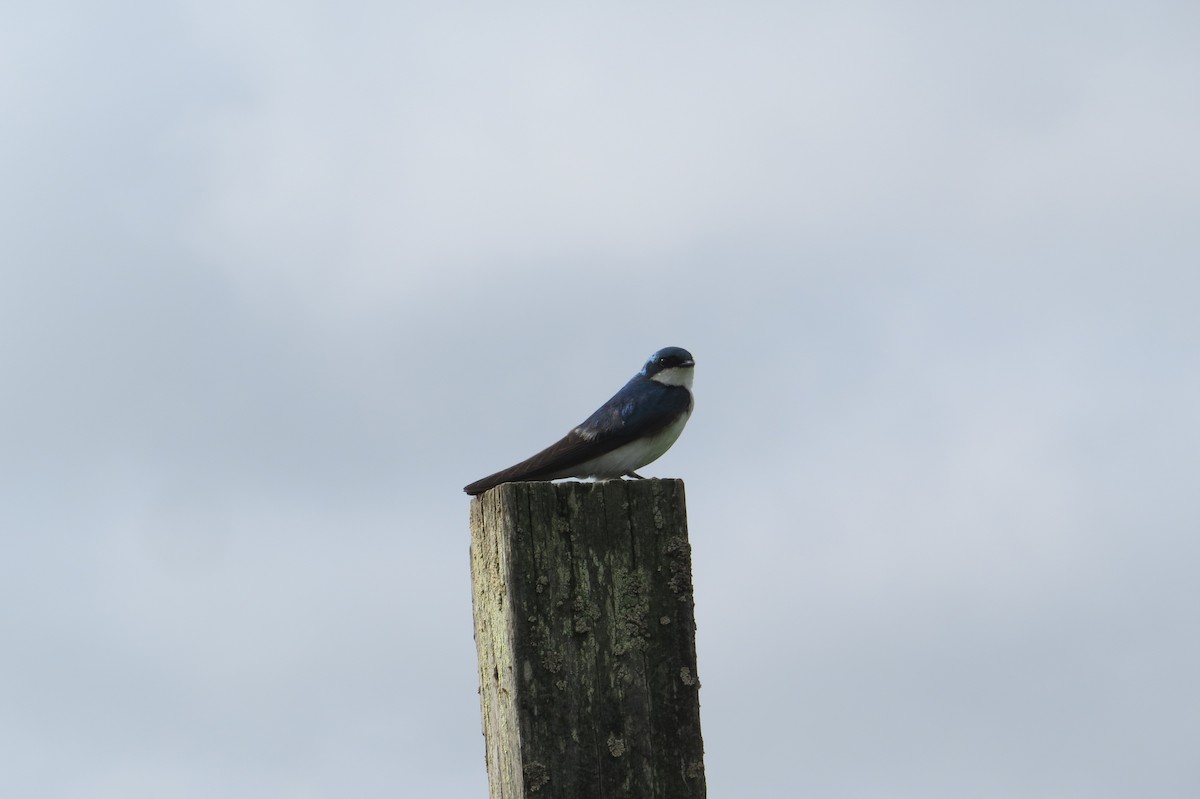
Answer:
463, 377, 691, 496
463, 428, 609, 496
572, 375, 692, 445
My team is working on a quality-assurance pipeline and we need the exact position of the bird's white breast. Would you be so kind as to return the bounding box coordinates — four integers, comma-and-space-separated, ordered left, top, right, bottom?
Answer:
570, 406, 692, 479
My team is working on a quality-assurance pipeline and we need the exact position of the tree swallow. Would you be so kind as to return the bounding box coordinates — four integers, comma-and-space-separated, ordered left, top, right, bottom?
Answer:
464, 347, 695, 496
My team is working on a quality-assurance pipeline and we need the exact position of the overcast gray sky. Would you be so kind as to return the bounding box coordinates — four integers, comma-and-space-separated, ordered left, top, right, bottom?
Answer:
3, 1, 1199, 796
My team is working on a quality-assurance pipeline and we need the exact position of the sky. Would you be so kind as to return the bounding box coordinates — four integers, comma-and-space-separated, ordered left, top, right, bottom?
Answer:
3, 1, 1199, 796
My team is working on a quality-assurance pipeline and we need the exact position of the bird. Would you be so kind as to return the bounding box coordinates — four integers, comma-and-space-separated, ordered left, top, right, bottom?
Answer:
464, 347, 695, 496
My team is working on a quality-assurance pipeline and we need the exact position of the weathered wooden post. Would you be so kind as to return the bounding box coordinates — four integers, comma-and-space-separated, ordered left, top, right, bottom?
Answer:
470, 479, 706, 798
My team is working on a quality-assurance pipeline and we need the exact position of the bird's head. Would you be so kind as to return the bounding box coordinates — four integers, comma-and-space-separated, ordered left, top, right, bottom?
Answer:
642, 347, 695, 388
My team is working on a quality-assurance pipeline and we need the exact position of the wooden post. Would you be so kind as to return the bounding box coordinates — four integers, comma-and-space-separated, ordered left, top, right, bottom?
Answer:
470, 479, 706, 799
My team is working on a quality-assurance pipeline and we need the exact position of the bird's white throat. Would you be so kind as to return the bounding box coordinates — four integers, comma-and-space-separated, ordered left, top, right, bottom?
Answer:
650, 365, 694, 389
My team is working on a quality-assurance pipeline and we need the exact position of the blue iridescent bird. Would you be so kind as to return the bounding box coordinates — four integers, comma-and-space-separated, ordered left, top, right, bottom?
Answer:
464, 347, 695, 496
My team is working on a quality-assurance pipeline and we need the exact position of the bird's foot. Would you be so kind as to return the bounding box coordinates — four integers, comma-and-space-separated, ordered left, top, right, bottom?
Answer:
625, 471, 646, 480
